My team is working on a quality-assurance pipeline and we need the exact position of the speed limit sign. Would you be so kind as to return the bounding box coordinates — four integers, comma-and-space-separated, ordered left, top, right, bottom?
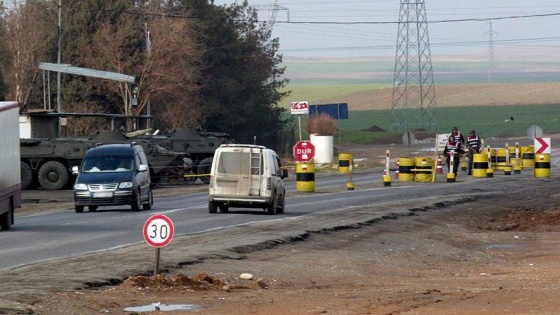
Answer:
143, 214, 174, 248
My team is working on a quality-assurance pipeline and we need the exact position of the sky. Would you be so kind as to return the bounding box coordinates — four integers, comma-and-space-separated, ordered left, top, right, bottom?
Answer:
215, 0, 560, 59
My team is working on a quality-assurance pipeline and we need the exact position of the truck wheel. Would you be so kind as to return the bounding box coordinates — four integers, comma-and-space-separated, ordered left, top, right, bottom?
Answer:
38, 161, 69, 190
197, 157, 213, 184
143, 189, 153, 210
21, 162, 33, 190
0, 201, 12, 230
209, 201, 217, 213
266, 194, 277, 215
75, 206, 84, 213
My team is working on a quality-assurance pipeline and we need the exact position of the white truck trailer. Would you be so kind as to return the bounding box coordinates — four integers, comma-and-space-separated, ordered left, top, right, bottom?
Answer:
0, 102, 21, 230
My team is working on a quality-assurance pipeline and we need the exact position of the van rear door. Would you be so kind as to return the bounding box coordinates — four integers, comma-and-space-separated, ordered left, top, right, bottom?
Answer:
214, 147, 262, 196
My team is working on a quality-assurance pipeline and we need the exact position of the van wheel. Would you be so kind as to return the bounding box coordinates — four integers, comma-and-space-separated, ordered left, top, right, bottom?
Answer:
75, 206, 84, 213
277, 194, 285, 214
38, 161, 69, 190
21, 162, 33, 190
131, 191, 141, 211
266, 194, 277, 215
143, 189, 153, 210
89, 206, 98, 212
219, 205, 229, 213
209, 201, 217, 213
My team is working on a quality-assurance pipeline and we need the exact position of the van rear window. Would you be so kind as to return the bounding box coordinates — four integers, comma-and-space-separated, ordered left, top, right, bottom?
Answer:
218, 152, 250, 174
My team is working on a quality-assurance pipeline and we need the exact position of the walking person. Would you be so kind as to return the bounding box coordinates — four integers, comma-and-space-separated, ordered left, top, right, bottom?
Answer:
466, 130, 481, 175
443, 135, 464, 177
451, 126, 465, 147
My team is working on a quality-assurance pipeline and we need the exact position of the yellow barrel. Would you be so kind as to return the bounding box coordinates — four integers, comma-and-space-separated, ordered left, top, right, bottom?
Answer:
534, 154, 551, 178
495, 148, 508, 170
460, 160, 467, 172
338, 153, 352, 174
398, 157, 415, 182
509, 147, 521, 166
414, 157, 433, 182
472, 153, 488, 178
296, 162, 315, 192
522, 145, 535, 169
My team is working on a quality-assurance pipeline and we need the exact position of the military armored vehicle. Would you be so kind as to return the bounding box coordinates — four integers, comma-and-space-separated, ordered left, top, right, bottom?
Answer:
20, 129, 188, 190
142, 127, 235, 184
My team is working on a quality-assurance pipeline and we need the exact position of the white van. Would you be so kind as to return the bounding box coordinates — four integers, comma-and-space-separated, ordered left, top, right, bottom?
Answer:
208, 144, 288, 215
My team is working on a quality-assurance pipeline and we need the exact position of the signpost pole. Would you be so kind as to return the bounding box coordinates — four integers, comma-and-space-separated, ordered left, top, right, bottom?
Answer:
154, 248, 160, 276
298, 116, 302, 141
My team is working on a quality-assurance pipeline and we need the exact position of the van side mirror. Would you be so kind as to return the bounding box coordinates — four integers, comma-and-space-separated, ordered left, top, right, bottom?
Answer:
138, 164, 149, 172
281, 168, 288, 179
72, 166, 79, 175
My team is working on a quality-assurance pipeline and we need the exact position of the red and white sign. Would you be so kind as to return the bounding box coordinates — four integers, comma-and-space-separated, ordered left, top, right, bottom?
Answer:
535, 137, 551, 154
293, 140, 315, 162
143, 214, 174, 248
290, 101, 309, 115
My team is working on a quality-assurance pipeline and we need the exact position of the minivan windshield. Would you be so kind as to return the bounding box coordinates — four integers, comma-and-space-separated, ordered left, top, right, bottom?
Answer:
82, 155, 134, 173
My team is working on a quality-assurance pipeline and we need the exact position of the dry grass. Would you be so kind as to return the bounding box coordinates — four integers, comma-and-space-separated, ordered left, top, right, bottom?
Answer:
317, 83, 560, 111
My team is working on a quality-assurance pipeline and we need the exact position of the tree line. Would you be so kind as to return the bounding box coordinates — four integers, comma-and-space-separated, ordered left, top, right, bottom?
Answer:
0, 0, 291, 147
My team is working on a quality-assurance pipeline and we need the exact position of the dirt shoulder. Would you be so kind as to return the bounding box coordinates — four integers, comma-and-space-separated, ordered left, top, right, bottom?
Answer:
4, 175, 560, 314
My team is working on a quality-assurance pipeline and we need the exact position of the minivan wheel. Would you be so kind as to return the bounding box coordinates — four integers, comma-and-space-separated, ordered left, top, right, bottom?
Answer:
277, 194, 285, 214
266, 194, 277, 215
131, 191, 141, 211
75, 205, 84, 213
209, 201, 217, 213
143, 189, 153, 210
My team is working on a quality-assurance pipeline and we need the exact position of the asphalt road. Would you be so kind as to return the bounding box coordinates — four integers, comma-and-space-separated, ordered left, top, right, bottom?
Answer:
0, 168, 542, 271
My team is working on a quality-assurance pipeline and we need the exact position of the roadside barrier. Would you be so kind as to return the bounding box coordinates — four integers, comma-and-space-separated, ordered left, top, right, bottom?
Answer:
460, 160, 467, 172
534, 153, 551, 178
414, 157, 433, 182
338, 153, 352, 174
296, 162, 315, 192
495, 148, 508, 170
472, 153, 488, 178
398, 157, 415, 182
522, 145, 535, 169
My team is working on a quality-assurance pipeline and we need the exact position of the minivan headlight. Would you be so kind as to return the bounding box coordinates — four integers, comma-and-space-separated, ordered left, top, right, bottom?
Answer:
119, 182, 133, 189
74, 183, 88, 190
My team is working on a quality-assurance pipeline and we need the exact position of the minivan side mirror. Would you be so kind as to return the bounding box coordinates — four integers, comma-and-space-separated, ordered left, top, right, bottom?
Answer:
72, 166, 79, 175
281, 168, 288, 179
138, 164, 149, 172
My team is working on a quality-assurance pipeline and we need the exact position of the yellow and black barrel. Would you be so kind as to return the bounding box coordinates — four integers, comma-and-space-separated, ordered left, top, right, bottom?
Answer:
495, 148, 508, 170
415, 157, 433, 182
398, 157, 415, 182
296, 162, 315, 192
534, 153, 551, 178
472, 153, 488, 178
338, 153, 352, 174
522, 145, 535, 169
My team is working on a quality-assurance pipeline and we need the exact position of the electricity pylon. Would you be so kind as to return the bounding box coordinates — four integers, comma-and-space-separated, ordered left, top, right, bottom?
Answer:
391, 0, 438, 132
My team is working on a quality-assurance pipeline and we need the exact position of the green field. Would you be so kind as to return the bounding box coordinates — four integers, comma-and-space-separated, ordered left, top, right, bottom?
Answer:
280, 58, 560, 144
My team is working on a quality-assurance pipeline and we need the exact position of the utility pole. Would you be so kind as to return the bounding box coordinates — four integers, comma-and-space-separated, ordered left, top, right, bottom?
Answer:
390, 0, 438, 133
57, 0, 62, 136
486, 21, 497, 83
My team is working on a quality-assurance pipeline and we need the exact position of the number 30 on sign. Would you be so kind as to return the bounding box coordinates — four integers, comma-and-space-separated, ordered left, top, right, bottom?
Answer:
143, 214, 175, 248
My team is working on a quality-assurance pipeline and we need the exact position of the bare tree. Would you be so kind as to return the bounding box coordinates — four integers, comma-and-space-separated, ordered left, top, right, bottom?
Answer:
82, 9, 204, 131
0, 0, 56, 104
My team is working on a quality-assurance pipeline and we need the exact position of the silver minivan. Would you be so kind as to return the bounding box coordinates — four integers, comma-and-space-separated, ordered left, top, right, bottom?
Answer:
208, 144, 288, 215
